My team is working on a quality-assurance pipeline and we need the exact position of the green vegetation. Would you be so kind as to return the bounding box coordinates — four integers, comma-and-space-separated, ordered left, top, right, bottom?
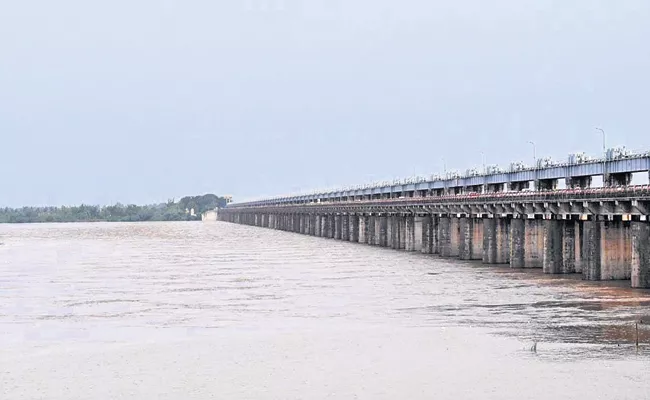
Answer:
0, 194, 229, 223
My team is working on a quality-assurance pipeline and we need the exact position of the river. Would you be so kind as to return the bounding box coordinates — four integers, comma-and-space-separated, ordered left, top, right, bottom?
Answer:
1, 222, 649, 399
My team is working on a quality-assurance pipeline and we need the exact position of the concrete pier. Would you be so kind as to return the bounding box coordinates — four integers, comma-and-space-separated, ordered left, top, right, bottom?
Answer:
386, 216, 393, 248
316, 215, 323, 237
483, 218, 509, 264
632, 221, 650, 288
563, 220, 577, 273
574, 221, 583, 273
431, 216, 439, 254
583, 220, 602, 280
220, 175, 650, 289
349, 215, 359, 242
379, 216, 388, 247
439, 216, 452, 257
391, 216, 400, 249
508, 217, 543, 268
525, 219, 544, 268
328, 215, 335, 239
600, 220, 632, 280
367, 216, 376, 245
334, 215, 342, 240
584, 219, 632, 280
459, 217, 473, 260
414, 217, 423, 251
470, 218, 483, 260
405, 216, 415, 251
449, 217, 461, 257
399, 217, 406, 250
374, 215, 381, 246
341, 214, 349, 241
421, 215, 435, 254
542, 219, 575, 274
359, 215, 367, 244
510, 218, 525, 268
317, 215, 323, 236
459, 217, 483, 260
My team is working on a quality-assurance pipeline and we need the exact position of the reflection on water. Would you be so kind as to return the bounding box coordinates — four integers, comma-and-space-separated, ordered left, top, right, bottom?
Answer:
1, 222, 649, 399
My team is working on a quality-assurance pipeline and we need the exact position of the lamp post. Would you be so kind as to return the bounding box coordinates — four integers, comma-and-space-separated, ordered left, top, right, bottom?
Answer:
481, 151, 487, 193
528, 141, 536, 165
528, 141, 537, 191
442, 158, 447, 194
596, 127, 606, 156
596, 127, 606, 186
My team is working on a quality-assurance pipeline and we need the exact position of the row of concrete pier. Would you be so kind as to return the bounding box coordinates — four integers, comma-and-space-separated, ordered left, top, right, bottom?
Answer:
220, 211, 650, 288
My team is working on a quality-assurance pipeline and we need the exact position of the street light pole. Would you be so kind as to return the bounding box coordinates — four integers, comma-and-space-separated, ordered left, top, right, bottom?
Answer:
528, 141, 538, 191
596, 127, 606, 156
596, 127, 607, 186
442, 158, 448, 194
528, 141, 536, 165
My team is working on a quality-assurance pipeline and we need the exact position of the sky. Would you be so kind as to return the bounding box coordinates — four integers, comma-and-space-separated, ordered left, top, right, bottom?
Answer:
1, 0, 649, 206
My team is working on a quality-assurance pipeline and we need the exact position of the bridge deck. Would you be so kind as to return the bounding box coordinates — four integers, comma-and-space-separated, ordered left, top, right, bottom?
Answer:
225, 185, 650, 216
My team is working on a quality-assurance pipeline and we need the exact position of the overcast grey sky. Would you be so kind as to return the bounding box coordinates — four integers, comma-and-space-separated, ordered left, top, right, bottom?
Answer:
1, 1, 649, 206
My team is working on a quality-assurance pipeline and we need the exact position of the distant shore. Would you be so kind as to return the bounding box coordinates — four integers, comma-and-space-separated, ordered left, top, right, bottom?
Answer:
0, 194, 228, 224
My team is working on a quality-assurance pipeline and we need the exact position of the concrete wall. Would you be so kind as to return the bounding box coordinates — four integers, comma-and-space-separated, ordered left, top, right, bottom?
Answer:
201, 210, 218, 221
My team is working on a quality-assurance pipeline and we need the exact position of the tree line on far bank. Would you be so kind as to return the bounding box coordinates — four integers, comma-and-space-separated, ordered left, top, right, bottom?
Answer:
0, 194, 229, 223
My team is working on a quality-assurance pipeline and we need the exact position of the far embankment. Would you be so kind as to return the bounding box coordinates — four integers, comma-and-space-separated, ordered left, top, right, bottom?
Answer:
0, 194, 230, 223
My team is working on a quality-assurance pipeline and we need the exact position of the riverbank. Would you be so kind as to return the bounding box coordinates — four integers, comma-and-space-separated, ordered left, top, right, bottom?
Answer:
0, 194, 228, 223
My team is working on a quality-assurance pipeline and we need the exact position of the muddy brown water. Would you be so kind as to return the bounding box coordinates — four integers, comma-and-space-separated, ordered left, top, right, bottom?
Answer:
1, 222, 649, 399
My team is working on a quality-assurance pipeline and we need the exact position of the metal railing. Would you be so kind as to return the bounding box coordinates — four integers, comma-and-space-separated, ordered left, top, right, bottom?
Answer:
223, 185, 650, 210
